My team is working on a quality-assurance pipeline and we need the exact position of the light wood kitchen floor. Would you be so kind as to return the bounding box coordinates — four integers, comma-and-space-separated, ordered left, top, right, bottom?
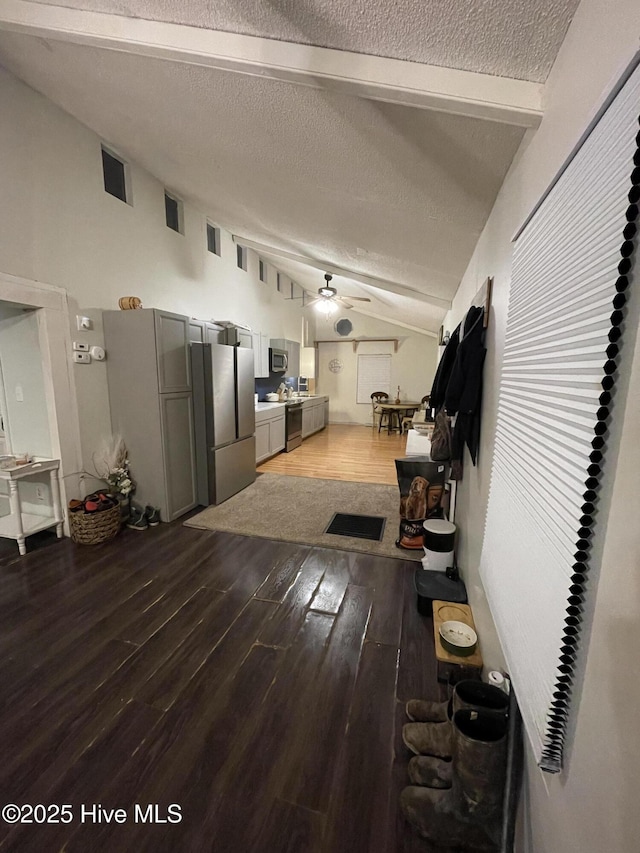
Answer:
257, 424, 407, 486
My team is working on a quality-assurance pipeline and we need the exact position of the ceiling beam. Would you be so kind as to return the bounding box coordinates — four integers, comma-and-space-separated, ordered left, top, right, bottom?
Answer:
233, 236, 452, 310
0, 0, 543, 128
333, 306, 439, 338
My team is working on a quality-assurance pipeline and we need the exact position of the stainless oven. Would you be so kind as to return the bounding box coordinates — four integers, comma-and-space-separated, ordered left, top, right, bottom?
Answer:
285, 402, 302, 452
269, 347, 288, 373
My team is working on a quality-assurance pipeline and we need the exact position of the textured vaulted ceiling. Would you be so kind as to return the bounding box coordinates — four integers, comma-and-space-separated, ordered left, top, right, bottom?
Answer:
29, 0, 579, 82
0, 2, 576, 331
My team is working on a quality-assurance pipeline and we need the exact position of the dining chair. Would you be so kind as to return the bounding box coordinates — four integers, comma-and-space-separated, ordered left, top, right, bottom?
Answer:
421, 394, 434, 421
370, 392, 389, 431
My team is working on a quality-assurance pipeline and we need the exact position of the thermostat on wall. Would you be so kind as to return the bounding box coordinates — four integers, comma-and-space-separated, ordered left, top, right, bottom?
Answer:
90, 345, 106, 361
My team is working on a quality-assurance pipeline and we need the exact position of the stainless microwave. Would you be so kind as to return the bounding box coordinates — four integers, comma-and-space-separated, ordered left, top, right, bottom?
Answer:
269, 347, 288, 373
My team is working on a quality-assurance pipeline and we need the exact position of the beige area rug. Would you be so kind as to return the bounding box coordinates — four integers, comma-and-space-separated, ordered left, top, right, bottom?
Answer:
184, 473, 422, 561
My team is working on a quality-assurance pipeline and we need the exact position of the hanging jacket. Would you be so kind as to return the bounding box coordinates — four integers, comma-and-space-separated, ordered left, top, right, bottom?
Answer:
429, 325, 460, 410
445, 306, 486, 466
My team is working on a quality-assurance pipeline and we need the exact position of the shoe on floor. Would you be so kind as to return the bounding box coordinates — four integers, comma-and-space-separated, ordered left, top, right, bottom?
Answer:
406, 698, 449, 723
126, 507, 148, 531
144, 505, 161, 526
402, 721, 453, 759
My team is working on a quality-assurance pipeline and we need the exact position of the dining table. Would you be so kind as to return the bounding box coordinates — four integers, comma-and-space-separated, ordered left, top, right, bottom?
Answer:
377, 402, 421, 434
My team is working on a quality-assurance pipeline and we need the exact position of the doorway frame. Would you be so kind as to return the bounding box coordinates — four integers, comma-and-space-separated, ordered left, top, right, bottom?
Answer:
0, 271, 83, 531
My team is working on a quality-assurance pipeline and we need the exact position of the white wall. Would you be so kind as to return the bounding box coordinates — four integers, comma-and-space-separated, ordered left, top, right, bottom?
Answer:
0, 68, 309, 492
444, 1, 640, 850
314, 313, 437, 424
0, 304, 52, 458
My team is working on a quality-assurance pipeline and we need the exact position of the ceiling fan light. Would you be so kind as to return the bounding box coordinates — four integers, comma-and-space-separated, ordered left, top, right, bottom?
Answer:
319, 287, 336, 297
317, 299, 337, 316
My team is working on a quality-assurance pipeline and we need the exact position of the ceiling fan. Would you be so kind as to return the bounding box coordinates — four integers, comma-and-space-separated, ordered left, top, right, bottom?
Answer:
305, 274, 372, 311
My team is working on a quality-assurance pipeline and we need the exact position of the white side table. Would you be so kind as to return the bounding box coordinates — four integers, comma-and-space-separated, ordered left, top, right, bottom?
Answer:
0, 458, 63, 555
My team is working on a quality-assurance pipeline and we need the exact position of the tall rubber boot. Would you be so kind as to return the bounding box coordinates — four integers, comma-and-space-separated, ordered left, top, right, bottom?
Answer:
401, 709, 508, 850
403, 680, 508, 758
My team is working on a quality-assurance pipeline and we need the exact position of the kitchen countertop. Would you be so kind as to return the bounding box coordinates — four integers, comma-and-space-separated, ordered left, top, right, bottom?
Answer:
255, 396, 328, 411
255, 402, 286, 412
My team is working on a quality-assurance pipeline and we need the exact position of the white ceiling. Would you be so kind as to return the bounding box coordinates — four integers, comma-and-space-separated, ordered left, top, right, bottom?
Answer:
28, 0, 579, 82
261, 256, 447, 334
0, 3, 576, 331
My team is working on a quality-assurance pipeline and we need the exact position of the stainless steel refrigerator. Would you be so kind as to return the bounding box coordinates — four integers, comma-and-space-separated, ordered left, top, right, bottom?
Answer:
190, 342, 256, 505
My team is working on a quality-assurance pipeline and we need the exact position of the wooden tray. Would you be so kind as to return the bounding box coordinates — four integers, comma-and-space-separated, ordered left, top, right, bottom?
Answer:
432, 600, 483, 682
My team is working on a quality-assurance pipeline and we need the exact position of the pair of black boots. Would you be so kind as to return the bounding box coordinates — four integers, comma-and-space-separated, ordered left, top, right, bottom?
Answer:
401, 680, 509, 851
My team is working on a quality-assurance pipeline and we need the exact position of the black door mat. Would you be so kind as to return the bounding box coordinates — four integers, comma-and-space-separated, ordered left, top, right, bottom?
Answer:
325, 513, 386, 541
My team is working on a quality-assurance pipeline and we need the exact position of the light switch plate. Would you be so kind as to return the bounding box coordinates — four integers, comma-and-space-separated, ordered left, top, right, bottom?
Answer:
76, 315, 92, 331
73, 352, 91, 364
73, 341, 90, 352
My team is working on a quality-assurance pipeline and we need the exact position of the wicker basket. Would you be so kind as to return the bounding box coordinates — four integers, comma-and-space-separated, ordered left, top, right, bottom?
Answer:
69, 503, 121, 545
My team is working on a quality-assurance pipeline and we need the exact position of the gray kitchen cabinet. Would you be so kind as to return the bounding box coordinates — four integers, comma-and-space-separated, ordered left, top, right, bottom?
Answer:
269, 338, 301, 377
104, 308, 198, 522
204, 324, 221, 345
313, 402, 324, 433
252, 331, 271, 378
255, 421, 270, 462
159, 391, 197, 519
255, 406, 286, 463
189, 319, 205, 343
301, 396, 328, 440
155, 310, 191, 392
270, 413, 285, 454
286, 341, 300, 377
189, 319, 223, 345
301, 404, 314, 439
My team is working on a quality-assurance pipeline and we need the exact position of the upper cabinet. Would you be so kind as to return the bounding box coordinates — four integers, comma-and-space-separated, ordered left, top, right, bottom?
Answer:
270, 338, 301, 377
188, 320, 223, 346
252, 331, 270, 378
154, 311, 191, 392
287, 341, 300, 377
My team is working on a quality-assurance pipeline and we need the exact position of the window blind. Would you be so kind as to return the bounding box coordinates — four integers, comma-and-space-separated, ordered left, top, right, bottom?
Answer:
479, 62, 639, 773
356, 354, 391, 404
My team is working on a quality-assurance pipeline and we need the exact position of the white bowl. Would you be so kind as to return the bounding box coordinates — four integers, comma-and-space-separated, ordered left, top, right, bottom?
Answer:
265, 393, 280, 402
439, 621, 478, 657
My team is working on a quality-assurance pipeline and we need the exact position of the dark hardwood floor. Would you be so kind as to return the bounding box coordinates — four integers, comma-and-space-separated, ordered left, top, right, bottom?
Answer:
0, 520, 445, 852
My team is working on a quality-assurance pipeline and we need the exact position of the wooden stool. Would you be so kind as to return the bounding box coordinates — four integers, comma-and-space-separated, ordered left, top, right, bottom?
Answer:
432, 599, 483, 683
